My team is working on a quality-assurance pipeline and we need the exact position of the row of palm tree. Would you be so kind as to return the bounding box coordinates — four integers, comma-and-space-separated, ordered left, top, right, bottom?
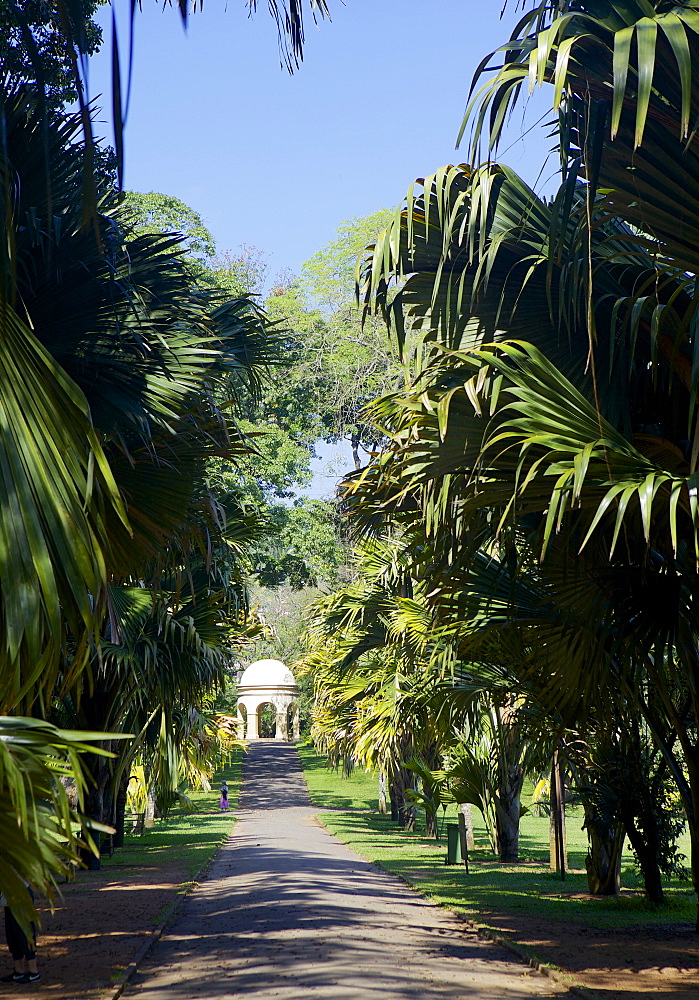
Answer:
305, 0, 699, 925
0, 0, 336, 931
302, 536, 534, 856
0, 71, 283, 923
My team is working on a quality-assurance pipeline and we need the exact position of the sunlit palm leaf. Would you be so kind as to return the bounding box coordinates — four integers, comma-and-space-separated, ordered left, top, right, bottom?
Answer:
0, 717, 114, 932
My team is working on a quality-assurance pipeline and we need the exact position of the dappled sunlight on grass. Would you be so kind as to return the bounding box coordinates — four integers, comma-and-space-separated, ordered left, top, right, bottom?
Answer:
100, 752, 243, 878
299, 752, 696, 933
298, 743, 379, 810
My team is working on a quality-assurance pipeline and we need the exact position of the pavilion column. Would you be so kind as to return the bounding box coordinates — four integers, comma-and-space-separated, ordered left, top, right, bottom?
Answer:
247, 704, 259, 740
275, 702, 287, 740
236, 704, 246, 740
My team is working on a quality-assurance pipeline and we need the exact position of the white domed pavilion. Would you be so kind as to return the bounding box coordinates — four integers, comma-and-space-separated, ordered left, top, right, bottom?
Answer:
237, 658, 300, 741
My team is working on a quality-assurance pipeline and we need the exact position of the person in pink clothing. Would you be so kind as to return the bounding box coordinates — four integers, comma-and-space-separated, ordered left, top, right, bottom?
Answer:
219, 781, 229, 810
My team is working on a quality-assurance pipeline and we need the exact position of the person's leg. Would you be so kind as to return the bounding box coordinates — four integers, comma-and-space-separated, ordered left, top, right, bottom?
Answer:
25, 922, 37, 975
3, 908, 26, 978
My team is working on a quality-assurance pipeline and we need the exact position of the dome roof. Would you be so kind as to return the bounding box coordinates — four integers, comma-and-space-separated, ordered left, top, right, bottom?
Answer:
239, 658, 297, 689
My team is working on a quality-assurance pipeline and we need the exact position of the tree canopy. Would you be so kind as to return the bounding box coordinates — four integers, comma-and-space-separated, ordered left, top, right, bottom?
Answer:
304, 0, 699, 919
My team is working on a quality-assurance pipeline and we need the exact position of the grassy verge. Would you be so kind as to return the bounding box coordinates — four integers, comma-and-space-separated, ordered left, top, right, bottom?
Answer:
298, 746, 696, 932
298, 743, 379, 810
100, 749, 243, 881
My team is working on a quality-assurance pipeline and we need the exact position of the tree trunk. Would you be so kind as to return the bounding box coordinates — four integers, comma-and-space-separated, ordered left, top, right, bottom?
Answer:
585, 819, 625, 895
392, 765, 417, 830
144, 788, 156, 829
378, 771, 387, 814
683, 748, 699, 931
113, 773, 129, 850
79, 749, 113, 870
690, 819, 699, 933
549, 806, 568, 874
389, 778, 400, 822
623, 815, 664, 905
400, 802, 417, 831
495, 794, 521, 862
351, 433, 361, 471
493, 698, 525, 862
549, 754, 567, 877
494, 759, 524, 862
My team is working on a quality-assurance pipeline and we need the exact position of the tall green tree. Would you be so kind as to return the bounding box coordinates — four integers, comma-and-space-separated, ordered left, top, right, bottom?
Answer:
302, 209, 395, 310
0, 0, 104, 105
121, 191, 216, 262
0, 80, 279, 903
263, 212, 403, 469
351, 0, 699, 922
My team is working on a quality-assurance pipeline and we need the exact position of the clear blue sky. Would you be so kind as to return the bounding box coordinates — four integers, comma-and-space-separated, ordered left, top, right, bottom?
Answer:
89, 1, 556, 281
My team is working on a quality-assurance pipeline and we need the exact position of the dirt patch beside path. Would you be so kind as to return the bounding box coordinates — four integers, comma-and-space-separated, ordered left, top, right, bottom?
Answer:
473, 907, 699, 997
3, 847, 206, 999
9, 866, 698, 1000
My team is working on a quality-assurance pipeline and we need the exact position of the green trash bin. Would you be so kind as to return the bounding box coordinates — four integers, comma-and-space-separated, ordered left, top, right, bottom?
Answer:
445, 822, 462, 864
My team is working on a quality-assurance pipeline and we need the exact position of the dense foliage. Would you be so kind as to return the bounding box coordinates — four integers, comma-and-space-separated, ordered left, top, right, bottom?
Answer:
0, 0, 331, 928
307, 0, 699, 926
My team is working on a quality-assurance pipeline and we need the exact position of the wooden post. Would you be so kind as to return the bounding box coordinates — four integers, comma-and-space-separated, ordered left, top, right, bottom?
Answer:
378, 771, 388, 814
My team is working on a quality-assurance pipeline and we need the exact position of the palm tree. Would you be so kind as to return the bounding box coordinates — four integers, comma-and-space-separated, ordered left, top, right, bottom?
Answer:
0, 81, 279, 902
0, 718, 115, 932
0, 0, 333, 923
302, 535, 536, 852
353, 0, 699, 922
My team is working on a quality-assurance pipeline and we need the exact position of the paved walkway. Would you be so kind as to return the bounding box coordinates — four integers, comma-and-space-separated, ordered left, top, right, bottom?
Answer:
123, 742, 566, 999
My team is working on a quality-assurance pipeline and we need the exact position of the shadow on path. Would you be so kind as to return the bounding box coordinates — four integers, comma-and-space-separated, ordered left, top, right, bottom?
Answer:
124, 742, 564, 999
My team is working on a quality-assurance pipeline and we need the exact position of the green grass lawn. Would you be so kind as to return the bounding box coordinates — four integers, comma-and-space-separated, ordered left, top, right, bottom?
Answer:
298, 746, 696, 931
298, 743, 379, 810
100, 750, 243, 880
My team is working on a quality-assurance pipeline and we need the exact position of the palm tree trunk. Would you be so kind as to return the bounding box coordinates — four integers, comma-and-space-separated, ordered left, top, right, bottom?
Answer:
389, 778, 400, 822
113, 772, 129, 850
80, 748, 114, 869
549, 753, 567, 878
144, 787, 156, 829
494, 790, 521, 862
643, 684, 699, 927
494, 701, 525, 862
683, 748, 699, 932
585, 818, 625, 895
392, 765, 417, 830
690, 821, 699, 933
622, 815, 664, 905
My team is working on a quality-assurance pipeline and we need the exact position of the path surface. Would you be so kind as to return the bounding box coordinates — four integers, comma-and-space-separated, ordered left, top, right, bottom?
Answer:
123, 742, 566, 999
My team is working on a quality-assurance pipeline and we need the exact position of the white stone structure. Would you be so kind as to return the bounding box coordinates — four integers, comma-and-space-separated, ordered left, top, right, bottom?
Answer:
237, 658, 300, 741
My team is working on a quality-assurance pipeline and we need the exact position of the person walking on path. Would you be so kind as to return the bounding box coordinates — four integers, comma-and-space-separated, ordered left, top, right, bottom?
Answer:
124, 742, 565, 999
219, 780, 229, 811
1, 888, 40, 984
